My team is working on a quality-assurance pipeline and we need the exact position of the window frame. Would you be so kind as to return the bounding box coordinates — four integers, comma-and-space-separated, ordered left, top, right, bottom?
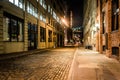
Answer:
3, 12, 24, 42
40, 26, 46, 42
111, 0, 119, 31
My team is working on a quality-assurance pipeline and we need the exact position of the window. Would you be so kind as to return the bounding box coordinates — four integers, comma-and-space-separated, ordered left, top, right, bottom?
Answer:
15, 0, 18, 6
3, 17, 10, 41
112, 47, 119, 56
53, 11, 56, 19
9, 0, 13, 3
40, 13, 42, 20
103, 46, 106, 51
51, 8, 52, 15
42, 14, 46, 22
39, 13, 46, 22
11, 19, 18, 41
18, 21, 23, 41
48, 5, 51, 13
40, 0, 42, 5
27, 1, 38, 18
40, 27, 46, 42
34, 8, 38, 17
3, 12, 24, 42
48, 30, 52, 42
112, 0, 119, 31
40, 0, 47, 10
102, 12, 105, 34
19, 0, 24, 9
9, 0, 24, 9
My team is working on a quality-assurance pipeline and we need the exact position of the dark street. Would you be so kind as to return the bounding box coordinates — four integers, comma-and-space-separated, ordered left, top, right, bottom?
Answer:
0, 0, 120, 80
0, 48, 76, 80
0, 47, 120, 80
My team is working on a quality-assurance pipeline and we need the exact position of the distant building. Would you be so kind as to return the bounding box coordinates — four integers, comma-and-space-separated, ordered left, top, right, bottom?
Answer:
83, 0, 120, 60
0, 0, 66, 53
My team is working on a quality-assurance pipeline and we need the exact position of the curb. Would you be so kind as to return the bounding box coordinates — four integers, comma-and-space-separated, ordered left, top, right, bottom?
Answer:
67, 48, 78, 80
0, 49, 50, 60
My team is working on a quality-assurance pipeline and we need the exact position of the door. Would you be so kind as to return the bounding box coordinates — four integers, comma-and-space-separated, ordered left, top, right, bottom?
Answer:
28, 23, 37, 50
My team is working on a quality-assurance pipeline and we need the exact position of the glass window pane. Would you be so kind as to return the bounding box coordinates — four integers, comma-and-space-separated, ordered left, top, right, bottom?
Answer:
40, 0, 42, 5
18, 0, 23, 9
15, 0, 19, 6
18, 21, 23, 41
11, 19, 18, 41
27, 1, 30, 13
30, 3, 33, 14
34, 8, 38, 17
40, 27, 46, 42
3, 17, 10, 41
48, 5, 50, 13
43, 14, 46, 22
40, 13, 42, 20
9, 0, 14, 3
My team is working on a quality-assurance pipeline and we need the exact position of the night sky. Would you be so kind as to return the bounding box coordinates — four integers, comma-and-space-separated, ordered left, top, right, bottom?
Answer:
66, 0, 83, 27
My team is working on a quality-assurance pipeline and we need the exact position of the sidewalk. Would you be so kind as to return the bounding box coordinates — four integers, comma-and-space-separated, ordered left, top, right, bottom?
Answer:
68, 48, 120, 80
0, 49, 50, 60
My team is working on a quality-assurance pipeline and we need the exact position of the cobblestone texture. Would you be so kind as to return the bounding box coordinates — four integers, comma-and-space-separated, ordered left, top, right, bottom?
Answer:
0, 48, 76, 80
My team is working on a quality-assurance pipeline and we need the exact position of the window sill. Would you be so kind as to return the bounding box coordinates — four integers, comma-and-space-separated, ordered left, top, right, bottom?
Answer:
111, 30, 119, 33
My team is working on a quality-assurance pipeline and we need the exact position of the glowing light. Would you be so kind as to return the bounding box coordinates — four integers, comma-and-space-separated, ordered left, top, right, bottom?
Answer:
62, 18, 68, 26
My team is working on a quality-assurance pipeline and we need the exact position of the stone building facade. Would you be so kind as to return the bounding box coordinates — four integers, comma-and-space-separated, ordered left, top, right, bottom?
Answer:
0, 0, 66, 54
83, 0, 97, 50
83, 0, 120, 60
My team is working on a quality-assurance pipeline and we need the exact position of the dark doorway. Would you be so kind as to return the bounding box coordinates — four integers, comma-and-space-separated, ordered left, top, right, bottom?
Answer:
28, 23, 38, 50
112, 47, 119, 56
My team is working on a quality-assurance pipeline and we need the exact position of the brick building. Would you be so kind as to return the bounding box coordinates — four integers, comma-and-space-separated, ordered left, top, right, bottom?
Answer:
0, 0, 66, 54
83, 0, 120, 60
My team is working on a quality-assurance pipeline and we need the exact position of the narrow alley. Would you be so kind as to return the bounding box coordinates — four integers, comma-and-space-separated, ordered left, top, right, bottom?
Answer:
0, 47, 120, 80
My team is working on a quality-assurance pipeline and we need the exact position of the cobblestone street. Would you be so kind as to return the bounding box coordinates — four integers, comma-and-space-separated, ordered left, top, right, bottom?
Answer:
1, 47, 120, 80
0, 48, 76, 80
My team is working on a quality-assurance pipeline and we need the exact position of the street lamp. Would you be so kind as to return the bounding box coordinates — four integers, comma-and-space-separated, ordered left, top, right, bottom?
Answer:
61, 18, 68, 27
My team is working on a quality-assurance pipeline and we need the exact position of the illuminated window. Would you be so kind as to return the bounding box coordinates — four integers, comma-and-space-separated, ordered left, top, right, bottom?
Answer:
39, 13, 46, 22
34, 8, 38, 17
29, 3, 33, 14
9, 0, 13, 3
43, 2, 47, 9
27, 1, 38, 18
15, 0, 18, 6
40, 13, 42, 20
112, 0, 119, 31
40, 0, 42, 5
3, 12, 24, 42
48, 5, 50, 13
18, 21, 23, 41
51, 8, 52, 15
18, 0, 24, 9
9, 0, 24, 9
27, 1, 30, 12
3, 17, 10, 41
53, 11, 56, 19
40, 27, 46, 42
48, 30, 52, 42
40, 0, 47, 10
